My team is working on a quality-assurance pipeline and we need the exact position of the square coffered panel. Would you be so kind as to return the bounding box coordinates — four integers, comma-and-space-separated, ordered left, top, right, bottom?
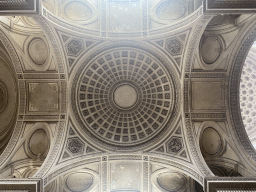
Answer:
28, 82, 58, 112
110, 162, 141, 191
191, 81, 224, 110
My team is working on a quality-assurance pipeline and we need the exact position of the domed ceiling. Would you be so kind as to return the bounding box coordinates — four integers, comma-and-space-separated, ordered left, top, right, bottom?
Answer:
71, 43, 180, 151
2, 1, 256, 192
240, 42, 256, 149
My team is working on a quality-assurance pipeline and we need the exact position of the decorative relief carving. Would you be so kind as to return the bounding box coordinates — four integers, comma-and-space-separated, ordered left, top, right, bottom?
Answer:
184, 15, 212, 72
28, 82, 58, 112
67, 137, 85, 155
34, 122, 66, 178
102, 162, 107, 192
23, 74, 60, 79
66, 39, 84, 57
0, 81, 8, 114
165, 38, 183, 56
185, 120, 213, 177
33, 16, 65, 73
0, 121, 23, 168
166, 137, 183, 154
143, 162, 149, 192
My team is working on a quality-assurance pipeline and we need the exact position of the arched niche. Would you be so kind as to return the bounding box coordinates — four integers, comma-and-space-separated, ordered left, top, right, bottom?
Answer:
199, 121, 246, 177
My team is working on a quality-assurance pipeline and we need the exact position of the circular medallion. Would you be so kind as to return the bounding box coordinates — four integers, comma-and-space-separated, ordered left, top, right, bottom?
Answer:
64, 2, 92, 21
156, 0, 186, 21
28, 38, 48, 65
200, 35, 222, 64
113, 84, 138, 109
73, 46, 178, 150
201, 127, 222, 155
157, 172, 186, 191
65, 172, 93, 192
29, 129, 48, 156
0, 81, 8, 114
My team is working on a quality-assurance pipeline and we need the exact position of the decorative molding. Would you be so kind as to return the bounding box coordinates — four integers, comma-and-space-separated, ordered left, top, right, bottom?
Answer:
24, 115, 60, 121
42, 5, 202, 38
185, 120, 213, 177
23, 74, 60, 79
150, 156, 204, 184
186, 72, 226, 78
0, 0, 39, 15
45, 157, 101, 185
60, 81, 66, 113
0, 28, 23, 73
204, 0, 256, 14
205, 177, 256, 192
185, 15, 213, 72
0, 121, 23, 169
184, 79, 189, 113
0, 179, 41, 192
34, 122, 66, 178
186, 113, 226, 119
33, 16, 66, 74
143, 162, 149, 192
102, 162, 107, 192
108, 155, 142, 161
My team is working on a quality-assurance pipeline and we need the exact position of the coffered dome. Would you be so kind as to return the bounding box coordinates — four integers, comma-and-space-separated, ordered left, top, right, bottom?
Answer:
71, 43, 180, 151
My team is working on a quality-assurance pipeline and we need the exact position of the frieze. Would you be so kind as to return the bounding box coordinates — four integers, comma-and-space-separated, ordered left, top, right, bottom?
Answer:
143, 162, 149, 192
60, 81, 67, 113
0, 121, 23, 168
187, 113, 226, 119
24, 115, 60, 121
23, 74, 60, 79
0, 29, 22, 73
102, 162, 107, 192
108, 155, 142, 161
186, 72, 226, 78
34, 122, 66, 178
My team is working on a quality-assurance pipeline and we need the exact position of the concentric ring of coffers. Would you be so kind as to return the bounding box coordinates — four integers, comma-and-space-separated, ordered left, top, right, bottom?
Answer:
71, 43, 180, 151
